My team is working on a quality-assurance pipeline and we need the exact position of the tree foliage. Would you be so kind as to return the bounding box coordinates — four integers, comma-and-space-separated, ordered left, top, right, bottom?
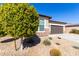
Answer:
0, 3, 39, 38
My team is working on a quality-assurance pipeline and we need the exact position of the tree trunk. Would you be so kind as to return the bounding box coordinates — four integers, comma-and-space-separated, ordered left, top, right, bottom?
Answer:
14, 40, 17, 50
20, 37, 24, 50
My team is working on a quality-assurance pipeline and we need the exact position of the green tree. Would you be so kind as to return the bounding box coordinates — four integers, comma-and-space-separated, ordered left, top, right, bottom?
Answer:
0, 3, 39, 50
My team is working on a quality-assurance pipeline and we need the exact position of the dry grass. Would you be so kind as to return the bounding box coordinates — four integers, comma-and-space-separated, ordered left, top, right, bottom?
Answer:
48, 37, 52, 40
43, 39, 51, 46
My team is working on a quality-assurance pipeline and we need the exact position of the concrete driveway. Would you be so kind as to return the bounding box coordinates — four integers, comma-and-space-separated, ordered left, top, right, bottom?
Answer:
50, 34, 79, 43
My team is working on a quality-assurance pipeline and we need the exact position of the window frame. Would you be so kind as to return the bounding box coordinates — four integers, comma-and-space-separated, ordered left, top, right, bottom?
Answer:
38, 17, 46, 32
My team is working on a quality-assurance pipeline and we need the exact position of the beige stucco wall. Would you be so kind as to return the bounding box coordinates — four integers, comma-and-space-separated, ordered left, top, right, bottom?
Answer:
45, 17, 49, 28
65, 26, 79, 33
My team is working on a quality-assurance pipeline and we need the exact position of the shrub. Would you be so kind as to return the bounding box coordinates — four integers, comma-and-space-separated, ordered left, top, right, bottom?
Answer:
49, 37, 52, 40
43, 40, 51, 46
50, 48, 61, 56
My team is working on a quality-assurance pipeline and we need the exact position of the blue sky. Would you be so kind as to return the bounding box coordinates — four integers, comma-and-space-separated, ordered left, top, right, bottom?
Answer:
31, 3, 79, 24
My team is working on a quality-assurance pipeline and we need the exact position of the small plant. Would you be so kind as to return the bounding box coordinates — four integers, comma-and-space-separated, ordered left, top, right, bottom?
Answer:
43, 40, 51, 46
49, 37, 52, 40
50, 48, 61, 56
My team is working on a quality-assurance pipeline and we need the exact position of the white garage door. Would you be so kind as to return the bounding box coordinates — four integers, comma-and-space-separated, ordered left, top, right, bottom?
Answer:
51, 25, 63, 34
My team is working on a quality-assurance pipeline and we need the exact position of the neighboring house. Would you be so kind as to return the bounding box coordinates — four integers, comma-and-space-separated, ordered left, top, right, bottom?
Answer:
65, 24, 79, 33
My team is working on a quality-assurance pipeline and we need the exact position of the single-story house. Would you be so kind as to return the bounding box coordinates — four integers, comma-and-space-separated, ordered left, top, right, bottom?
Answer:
36, 14, 66, 37
36, 14, 79, 37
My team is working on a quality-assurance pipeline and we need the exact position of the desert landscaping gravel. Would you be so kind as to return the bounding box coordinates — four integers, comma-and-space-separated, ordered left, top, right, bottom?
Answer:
0, 34, 79, 56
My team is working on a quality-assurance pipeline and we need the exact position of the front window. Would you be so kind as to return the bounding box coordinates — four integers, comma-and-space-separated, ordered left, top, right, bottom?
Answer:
38, 17, 45, 31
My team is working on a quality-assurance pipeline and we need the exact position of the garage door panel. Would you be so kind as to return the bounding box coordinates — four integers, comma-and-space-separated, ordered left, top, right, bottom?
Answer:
51, 25, 63, 34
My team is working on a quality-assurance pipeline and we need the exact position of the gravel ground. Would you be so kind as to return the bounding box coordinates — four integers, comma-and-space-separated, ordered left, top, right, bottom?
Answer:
0, 34, 79, 56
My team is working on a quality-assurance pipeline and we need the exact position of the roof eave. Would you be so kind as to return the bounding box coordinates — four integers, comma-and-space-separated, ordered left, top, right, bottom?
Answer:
39, 14, 52, 19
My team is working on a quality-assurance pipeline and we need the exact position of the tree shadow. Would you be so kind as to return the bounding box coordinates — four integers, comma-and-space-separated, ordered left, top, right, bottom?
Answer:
0, 38, 16, 43
23, 35, 41, 49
